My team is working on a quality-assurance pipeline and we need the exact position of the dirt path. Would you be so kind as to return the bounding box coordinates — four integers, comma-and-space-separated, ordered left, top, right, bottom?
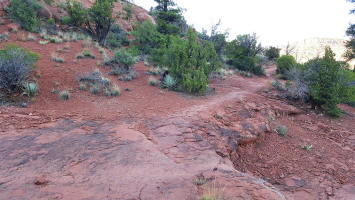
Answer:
0, 66, 288, 200
0, 65, 354, 200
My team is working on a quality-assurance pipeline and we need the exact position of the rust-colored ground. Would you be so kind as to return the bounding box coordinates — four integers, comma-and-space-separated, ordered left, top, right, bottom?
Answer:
0, 24, 354, 199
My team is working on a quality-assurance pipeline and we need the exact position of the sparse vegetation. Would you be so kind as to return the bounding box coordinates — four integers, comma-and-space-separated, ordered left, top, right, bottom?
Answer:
277, 47, 355, 117
76, 49, 95, 59
79, 83, 87, 91
264, 46, 280, 61
79, 69, 115, 96
59, 90, 70, 100
0, 32, 9, 42
51, 53, 65, 63
200, 182, 223, 200
301, 144, 313, 151
105, 24, 129, 49
161, 74, 177, 90
275, 125, 288, 136
226, 33, 265, 76
276, 55, 297, 78
7, 0, 43, 32
23, 82, 38, 97
0, 44, 40, 94
149, 77, 158, 86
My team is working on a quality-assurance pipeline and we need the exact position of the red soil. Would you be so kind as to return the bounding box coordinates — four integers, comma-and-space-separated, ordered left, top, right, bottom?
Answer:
0, 23, 354, 200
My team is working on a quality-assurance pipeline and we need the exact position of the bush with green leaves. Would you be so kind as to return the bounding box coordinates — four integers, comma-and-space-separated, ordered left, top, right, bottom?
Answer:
280, 47, 354, 117
161, 74, 176, 90
23, 82, 38, 97
105, 24, 129, 49
226, 34, 265, 76
264, 46, 280, 61
275, 125, 288, 136
106, 49, 136, 70
162, 29, 220, 94
306, 47, 353, 117
86, 0, 114, 45
276, 55, 297, 78
131, 21, 165, 55
64, 0, 114, 45
59, 90, 70, 100
151, 0, 184, 35
64, 0, 87, 26
122, 2, 134, 21
0, 44, 40, 94
7, 0, 43, 32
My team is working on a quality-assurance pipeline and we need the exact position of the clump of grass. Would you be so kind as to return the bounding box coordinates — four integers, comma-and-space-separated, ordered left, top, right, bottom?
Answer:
79, 83, 87, 91
200, 182, 224, 200
271, 79, 285, 91
64, 44, 70, 50
51, 53, 64, 63
75, 53, 84, 59
148, 77, 158, 86
56, 47, 64, 53
109, 84, 120, 96
194, 177, 207, 186
39, 40, 49, 45
48, 36, 63, 44
82, 49, 95, 59
23, 82, 38, 97
27, 34, 36, 41
275, 125, 288, 136
301, 144, 313, 151
90, 84, 100, 94
0, 32, 9, 42
76, 49, 95, 59
59, 90, 70, 100
161, 74, 177, 90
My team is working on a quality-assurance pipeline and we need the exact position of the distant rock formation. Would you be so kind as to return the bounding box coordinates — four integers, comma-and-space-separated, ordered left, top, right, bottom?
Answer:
281, 38, 354, 69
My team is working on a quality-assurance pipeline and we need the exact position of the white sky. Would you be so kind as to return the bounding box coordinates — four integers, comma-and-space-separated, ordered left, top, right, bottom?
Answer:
133, 0, 354, 46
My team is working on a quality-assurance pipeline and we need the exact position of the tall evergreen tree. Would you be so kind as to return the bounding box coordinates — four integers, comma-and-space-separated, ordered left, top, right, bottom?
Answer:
153, 0, 184, 35
345, 0, 355, 62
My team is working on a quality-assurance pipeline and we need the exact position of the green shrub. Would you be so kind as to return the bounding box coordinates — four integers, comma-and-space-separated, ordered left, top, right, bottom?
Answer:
109, 84, 120, 96
90, 84, 100, 94
306, 47, 351, 117
149, 77, 158, 86
271, 79, 285, 91
183, 70, 208, 94
122, 3, 133, 21
132, 21, 165, 55
81, 49, 95, 59
7, 0, 43, 32
23, 82, 38, 97
51, 53, 64, 63
226, 34, 265, 75
275, 125, 288, 136
0, 32, 9, 42
105, 24, 129, 49
161, 74, 177, 90
79, 83, 87, 91
87, 0, 114, 44
163, 29, 220, 94
0, 44, 40, 94
264, 46, 280, 61
59, 90, 70, 100
280, 47, 354, 117
107, 49, 136, 70
64, 0, 87, 27
276, 55, 297, 78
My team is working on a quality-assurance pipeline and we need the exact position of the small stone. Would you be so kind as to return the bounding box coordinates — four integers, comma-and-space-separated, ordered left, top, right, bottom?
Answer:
34, 176, 49, 186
